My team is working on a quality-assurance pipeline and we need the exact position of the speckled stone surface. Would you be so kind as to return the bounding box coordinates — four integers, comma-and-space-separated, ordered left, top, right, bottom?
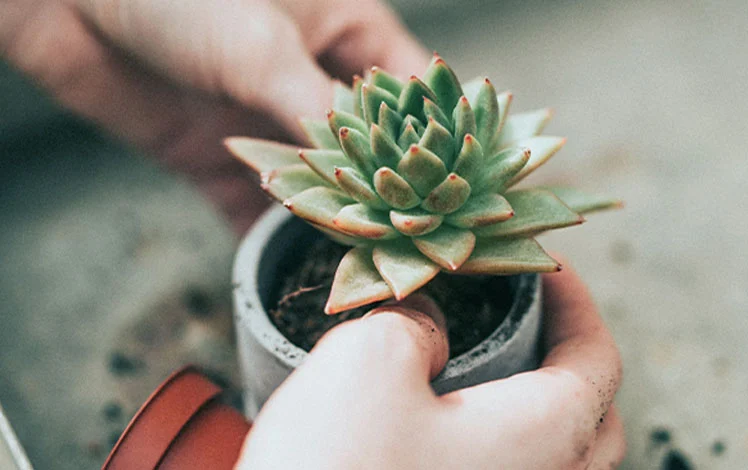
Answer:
0, 65, 240, 469
403, 1, 748, 468
2, 1, 748, 469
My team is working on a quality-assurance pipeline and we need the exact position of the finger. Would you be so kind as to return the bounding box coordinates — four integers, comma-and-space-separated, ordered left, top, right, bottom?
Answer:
540, 259, 623, 422
439, 261, 622, 468
74, 0, 333, 141
303, 293, 448, 393
587, 405, 627, 469
3, 2, 195, 150
275, 0, 431, 80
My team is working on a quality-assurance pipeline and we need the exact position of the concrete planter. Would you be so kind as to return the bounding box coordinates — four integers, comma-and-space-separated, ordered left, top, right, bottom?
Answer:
233, 207, 543, 417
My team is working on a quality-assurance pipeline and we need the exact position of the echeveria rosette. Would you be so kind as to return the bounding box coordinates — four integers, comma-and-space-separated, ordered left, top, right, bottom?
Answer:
226, 55, 621, 314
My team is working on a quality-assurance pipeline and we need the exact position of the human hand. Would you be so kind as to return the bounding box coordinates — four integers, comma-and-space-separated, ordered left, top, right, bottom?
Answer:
235, 261, 625, 469
0, 0, 429, 232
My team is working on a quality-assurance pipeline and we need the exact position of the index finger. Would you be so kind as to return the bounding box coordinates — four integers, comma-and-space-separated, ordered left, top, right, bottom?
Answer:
540, 259, 623, 416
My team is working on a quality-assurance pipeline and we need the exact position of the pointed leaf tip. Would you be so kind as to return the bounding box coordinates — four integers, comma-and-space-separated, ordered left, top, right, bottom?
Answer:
397, 145, 448, 197
373, 240, 440, 300
457, 237, 560, 275
474, 189, 583, 237
326, 247, 393, 314
540, 186, 623, 214
390, 209, 444, 236
413, 226, 476, 271
332, 203, 398, 239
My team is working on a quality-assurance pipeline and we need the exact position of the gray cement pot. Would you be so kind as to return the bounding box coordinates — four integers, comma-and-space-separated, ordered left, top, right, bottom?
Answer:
233, 207, 543, 417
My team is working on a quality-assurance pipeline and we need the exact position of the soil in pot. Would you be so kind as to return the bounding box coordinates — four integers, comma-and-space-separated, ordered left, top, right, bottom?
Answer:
269, 237, 515, 358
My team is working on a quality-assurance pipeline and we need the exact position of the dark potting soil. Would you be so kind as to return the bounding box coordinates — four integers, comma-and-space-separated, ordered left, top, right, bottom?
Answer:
269, 237, 514, 358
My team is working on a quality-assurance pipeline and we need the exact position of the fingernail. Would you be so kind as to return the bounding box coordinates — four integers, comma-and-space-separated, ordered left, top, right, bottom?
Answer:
366, 293, 447, 337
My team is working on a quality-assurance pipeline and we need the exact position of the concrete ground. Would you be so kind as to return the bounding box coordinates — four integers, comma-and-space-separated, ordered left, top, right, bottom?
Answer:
1, 0, 747, 468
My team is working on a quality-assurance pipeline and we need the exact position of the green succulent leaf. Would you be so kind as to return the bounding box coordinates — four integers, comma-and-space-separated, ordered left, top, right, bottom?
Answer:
370, 124, 403, 169
460, 77, 483, 103
261, 164, 332, 201
486, 91, 514, 156
334, 167, 389, 210
370, 66, 404, 96
310, 223, 365, 247
496, 91, 513, 133
398, 76, 437, 122
453, 96, 477, 147
496, 108, 553, 147
423, 97, 452, 131
473, 79, 500, 148
333, 81, 355, 115
299, 149, 349, 185
333, 203, 399, 239
373, 167, 421, 210
413, 226, 476, 271
419, 118, 456, 167
457, 237, 561, 275
422, 54, 463, 115
540, 186, 623, 214
460, 81, 512, 128
339, 127, 378, 176
397, 123, 421, 150
352, 75, 364, 118
378, 102, 403, 140
401, 115, 425, 136
373, 240, 440, 300
362, 84, 399, 126
452, 134, 484, 185
390, 208, 444, 236
224, 138, 302, 173
397, 145, 448, 197
474, 189, 583, 237
299, 119, 340, 150
421, 173, 471, 214
476, 147, 530, 193
326, 247, 393, 314
284, 187, 354, 231
228, 56, 622, 312
507, 136, 567, 186
328, 109, 369, 138
444, 193, 514, 228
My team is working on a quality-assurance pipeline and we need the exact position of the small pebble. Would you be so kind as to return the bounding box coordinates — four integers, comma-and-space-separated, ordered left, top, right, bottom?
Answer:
108, 430, 123, 449
102, 402, 123, 422
108, 352, 143, 375
662, 450, 693, 470
650, 427, 672, 446
184, 288, 213, 318
711, 440, 726, 456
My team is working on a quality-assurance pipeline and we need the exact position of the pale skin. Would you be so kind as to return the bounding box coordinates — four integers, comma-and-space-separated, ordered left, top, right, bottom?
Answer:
1, 1, 625, 468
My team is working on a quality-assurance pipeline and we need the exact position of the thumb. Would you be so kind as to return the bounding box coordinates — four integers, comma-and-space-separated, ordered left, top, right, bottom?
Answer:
308, 293, 449, 390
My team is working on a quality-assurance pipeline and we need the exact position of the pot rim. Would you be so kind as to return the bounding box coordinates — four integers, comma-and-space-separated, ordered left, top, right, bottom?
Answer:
102, 366, 221, 470
233, 206, 539, 384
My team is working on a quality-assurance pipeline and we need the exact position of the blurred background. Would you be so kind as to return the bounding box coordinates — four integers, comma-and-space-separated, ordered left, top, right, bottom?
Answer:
1, 0, 747, 468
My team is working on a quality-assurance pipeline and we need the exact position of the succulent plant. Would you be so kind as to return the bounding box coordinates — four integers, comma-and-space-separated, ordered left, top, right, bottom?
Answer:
227, 55, 620, 314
